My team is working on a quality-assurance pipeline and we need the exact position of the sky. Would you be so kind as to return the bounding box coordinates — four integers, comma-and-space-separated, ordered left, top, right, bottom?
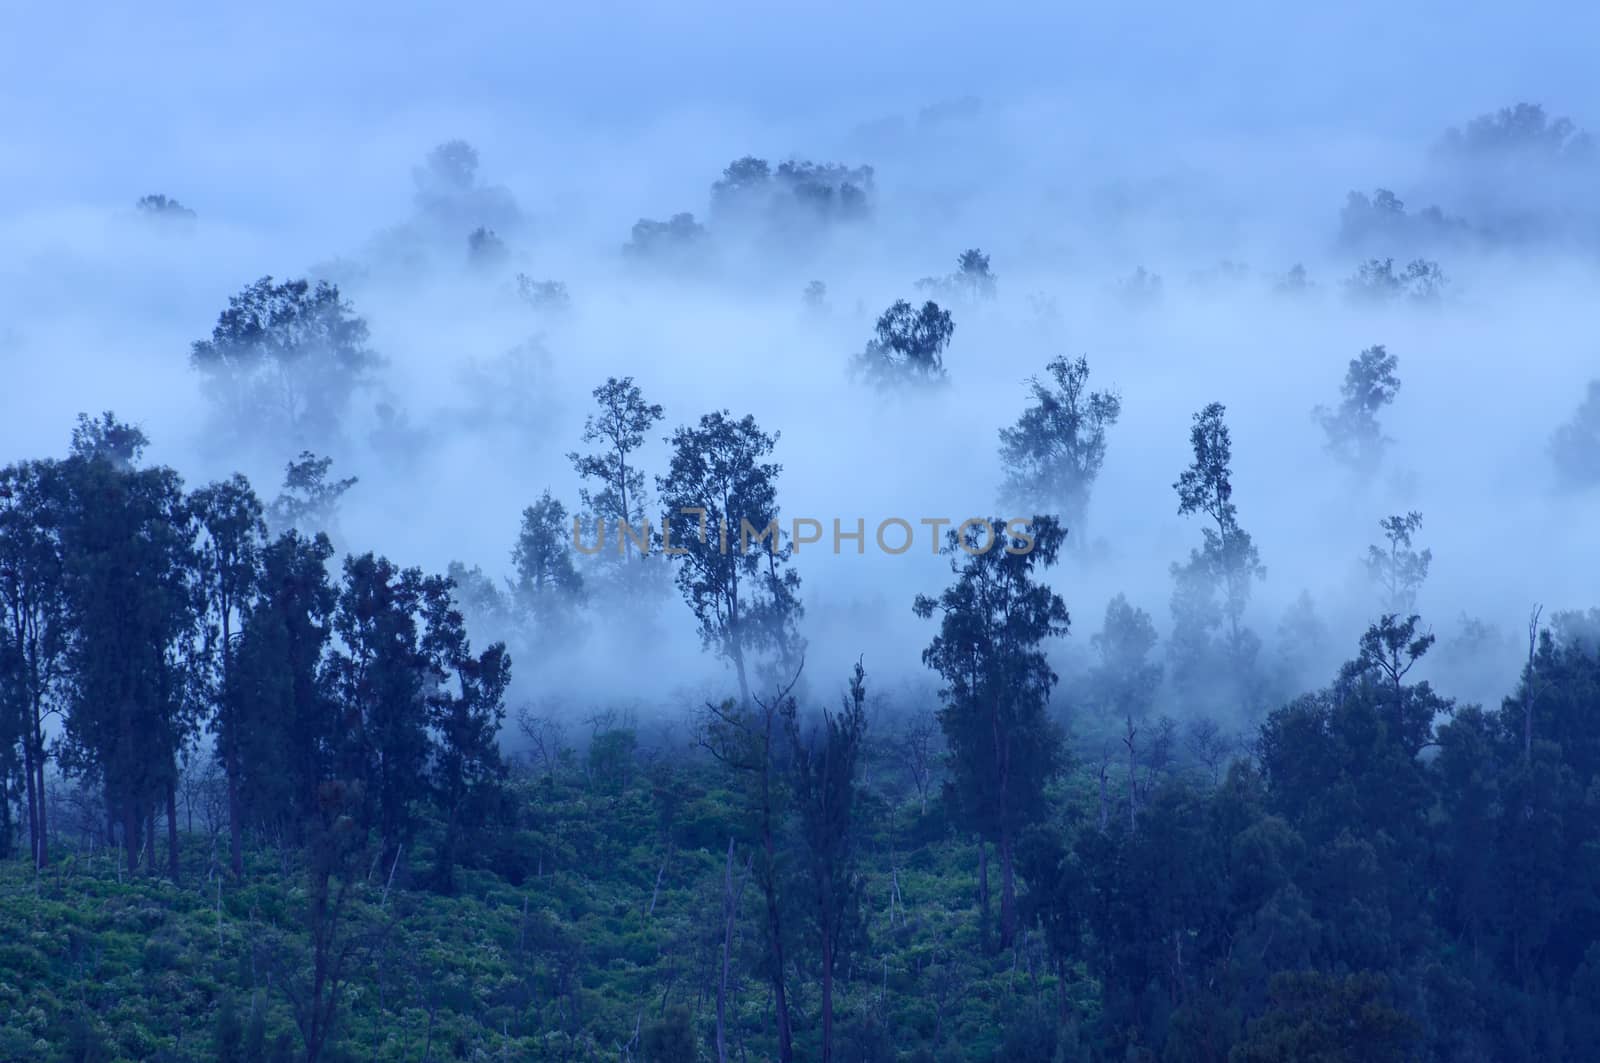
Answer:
2, 1, 1597, 726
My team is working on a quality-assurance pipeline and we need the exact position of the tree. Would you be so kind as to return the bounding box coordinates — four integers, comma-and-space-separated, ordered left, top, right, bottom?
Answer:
277, 779, 373, 1063
567, 376, 664, 558
1088, 594, 1161, 723
955, 249, 997, 299
852, 300, 954, 387
701, 667, 803, 1063
642, 1008, 696, 1062
190, 277, 379, 446
1315, 344, 1401, 477
230, 529, 337, 838
412, 139, 523, 239
914, 516, 1069, 948
802, 280, 828, 314
1365, 512, 1431, 614
267, 451, 357, 537
1344, 258, 1448, 304
1550, 379, 1600, 488
325, 554, 435, 861
787, 660, 869, 1063
422, 579, 511, 893
511, 490, 584, 630
466, 226, 508, 269
135, 194, 196, 221
515, 275, 571, 314
191, 474, 266, 876
1170, 403, 1264, 702
1231, 971, 1419, 1062
997, 354, 1121, 534
57, 415, 200, 877
657, 411, 803, 704
624, 213, 709, 264
0, 459, 69, 870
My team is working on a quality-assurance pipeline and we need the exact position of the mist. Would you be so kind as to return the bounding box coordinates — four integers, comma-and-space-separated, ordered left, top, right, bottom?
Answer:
4, 0, 1599, 733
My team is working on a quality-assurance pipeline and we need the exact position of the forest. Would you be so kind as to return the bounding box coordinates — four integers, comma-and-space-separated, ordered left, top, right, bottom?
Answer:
6, 6, 1600, 1060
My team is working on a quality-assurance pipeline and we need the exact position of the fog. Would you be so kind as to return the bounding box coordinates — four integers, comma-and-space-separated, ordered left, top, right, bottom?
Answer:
4, 1, 1599, 732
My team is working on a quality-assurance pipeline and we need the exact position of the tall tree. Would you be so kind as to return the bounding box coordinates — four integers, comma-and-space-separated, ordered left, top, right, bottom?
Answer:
567, 376, 664, 558
701, 668, 802, 1063
190, 277, 380, 447
914, 516, 1070, 948
421, 579, 511, 894
658, 411, 803, 704
191, 474, 266, 875
997, 354, 1122, 535
231, 529, 337, 836
0, 459, 69, 869
1170, 403, 1264, 702
325, 554, 434, 861
511, 490, 585, 628
57, 414, 200, 877
786, 661, 869, 1063
1365, 511, 1431, 614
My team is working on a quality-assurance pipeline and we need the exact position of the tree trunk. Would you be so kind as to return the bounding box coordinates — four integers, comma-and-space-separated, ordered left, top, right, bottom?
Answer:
821, 931, 835, 1063
762, 834, 794, 1063
123, 800, 139, 876
224, 609, 245, 877
717, 839, 736, 1063
166, 776, 180, 880
999, 826, 1017, 949
21, 725, 39, 869
33, 739, 47, 867
978, 839, 991, 938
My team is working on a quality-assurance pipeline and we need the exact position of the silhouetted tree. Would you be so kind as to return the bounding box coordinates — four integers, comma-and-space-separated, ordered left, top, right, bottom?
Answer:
1169, 403, 1264, 704
190, 278, 379, 447
511, 490, 584, 629
231, 529, 337, 837
191, 474, 266, 875
1088, 594, 1161, 723
852, 300, 954, 387
568, 376, 664, 559
57, 415, 199, 877
135, 194, 196, 221
658, 412, 803, 704
997, 355, 1121, 534
1315, 344, 1400, 477
422, 579, 510, 893
0, 459, 68, 869
915, 516, 1069, 948
325, 554, 435, 861
1551, 379, 1600, 488
787, 660, 869, 1063
1365, 511, 1431, 613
